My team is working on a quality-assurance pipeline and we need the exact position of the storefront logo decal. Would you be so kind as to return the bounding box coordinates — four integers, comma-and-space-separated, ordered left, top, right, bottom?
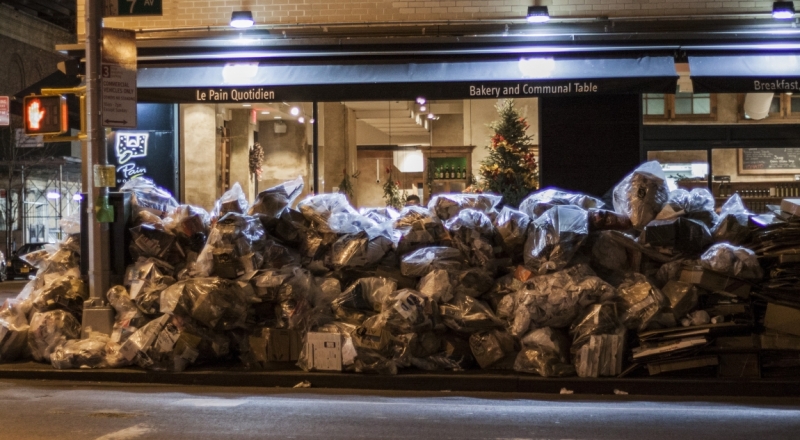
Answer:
196, 88, 276, 102
753, 79, 800, 92
470, 82, 599, 97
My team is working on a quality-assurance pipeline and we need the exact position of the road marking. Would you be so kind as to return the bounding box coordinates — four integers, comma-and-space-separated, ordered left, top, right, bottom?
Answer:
174, 398, 247, 407
94, 423, 151, 440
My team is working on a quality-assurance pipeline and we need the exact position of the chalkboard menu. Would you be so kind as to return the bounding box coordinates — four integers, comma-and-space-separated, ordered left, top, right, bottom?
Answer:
738, 148, 800, 175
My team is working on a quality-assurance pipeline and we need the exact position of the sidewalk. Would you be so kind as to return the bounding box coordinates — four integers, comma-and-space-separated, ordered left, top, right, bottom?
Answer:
1, 361, 798, 397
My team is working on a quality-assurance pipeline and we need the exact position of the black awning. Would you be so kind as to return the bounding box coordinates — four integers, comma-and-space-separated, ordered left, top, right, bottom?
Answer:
138, 56, 677, 102
689, 55, 800, 93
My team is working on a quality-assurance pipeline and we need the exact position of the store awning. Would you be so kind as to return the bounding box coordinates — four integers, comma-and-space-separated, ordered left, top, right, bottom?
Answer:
137, 56, 677, 102
689, 55, 800, 93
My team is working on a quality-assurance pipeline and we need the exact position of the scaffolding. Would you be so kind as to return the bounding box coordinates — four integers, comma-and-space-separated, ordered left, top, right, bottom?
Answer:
0, 157, 82, 251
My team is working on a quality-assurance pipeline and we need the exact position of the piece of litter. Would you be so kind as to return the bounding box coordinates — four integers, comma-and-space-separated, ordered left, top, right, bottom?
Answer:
560, 388, 574, 395
293, 380, 311, 388
613, 389, 628, 395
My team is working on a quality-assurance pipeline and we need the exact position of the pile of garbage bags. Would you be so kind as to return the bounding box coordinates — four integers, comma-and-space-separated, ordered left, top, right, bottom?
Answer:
0, 160, 789, 379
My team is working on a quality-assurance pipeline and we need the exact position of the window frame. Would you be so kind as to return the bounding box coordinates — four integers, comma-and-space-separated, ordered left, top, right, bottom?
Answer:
737, 93, 793, 121
643, 93, 718, 121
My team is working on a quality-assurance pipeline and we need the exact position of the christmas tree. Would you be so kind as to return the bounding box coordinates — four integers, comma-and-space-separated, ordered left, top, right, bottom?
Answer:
474, 99, 539, 207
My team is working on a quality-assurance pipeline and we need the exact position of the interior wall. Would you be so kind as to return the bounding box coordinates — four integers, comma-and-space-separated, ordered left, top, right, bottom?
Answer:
540, 94, 641, 198
432, 114, 463, 146
258, 119, 310, 199
355, 150, 393, 208
180, 104, 218, 210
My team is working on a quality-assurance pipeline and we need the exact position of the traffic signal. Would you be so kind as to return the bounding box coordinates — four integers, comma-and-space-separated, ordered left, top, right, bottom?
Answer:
23, 95, 67, 136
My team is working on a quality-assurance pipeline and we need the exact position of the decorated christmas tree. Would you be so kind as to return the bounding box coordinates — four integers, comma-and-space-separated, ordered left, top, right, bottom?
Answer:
474, 99, 539, 207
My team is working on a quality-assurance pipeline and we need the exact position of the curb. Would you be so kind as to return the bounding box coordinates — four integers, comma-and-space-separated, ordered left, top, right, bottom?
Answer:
1, 363, 799, 397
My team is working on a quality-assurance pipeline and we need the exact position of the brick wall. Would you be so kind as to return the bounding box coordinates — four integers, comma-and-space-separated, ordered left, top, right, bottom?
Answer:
79, 0, 779, 36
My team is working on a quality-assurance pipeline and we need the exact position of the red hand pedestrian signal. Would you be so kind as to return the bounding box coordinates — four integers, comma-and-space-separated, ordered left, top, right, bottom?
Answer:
27, 99, 45, 130
23, 95, 67, 135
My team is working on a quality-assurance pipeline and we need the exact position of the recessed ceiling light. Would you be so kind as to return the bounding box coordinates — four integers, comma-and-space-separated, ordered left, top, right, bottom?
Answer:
290, 107, 300, 116
242, 104, 251, 107
274, 116, 282, 119
298, 117, 305, 123
261, 111, 270, 114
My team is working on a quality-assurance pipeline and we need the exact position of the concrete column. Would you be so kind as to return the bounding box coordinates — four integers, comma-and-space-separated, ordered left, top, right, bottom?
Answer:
228, 109, 255, 204
180, 104, 218, 210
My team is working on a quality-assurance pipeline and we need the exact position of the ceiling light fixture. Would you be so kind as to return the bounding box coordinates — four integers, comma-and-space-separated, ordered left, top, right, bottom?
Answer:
261, 111, 270, 115
290, 107, 300, 116
230, 10, 254, 28
527, 6, 550, 23
416, 97, 426, 105
773, 1, 796, 19
298, 117, 305, 123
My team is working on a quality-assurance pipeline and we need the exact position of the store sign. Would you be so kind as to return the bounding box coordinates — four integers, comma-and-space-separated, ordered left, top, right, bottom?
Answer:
0, 96, 9, 126
113, 132, 150, 185
102, 28, 137, 128
468, 82, 599, 98
195, 88, 276, 102
104, 0, 163, 17
106, 103, 178, 196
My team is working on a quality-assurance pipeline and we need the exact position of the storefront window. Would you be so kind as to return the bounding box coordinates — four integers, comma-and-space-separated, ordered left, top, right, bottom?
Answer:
710, 147, 800, 214
341, 98, 538, 209
646, 150, 708, 191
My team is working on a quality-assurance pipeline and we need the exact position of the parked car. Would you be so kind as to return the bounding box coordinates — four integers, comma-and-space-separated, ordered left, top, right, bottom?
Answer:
7, 243, 47, 280
0, 251, 6, 282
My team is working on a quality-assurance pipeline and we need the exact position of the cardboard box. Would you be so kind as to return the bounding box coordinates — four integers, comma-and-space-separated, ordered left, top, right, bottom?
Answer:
764, 303, 800, 337
647, 355, 718, 375
662, 280, 698, 319
780, 198, 800, 217
679, 266, 751, 298
306, 332, 342, 371
249, 328, 302, 364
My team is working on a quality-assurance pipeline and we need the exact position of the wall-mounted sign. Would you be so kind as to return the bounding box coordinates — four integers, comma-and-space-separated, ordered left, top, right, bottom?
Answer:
739, 148, 800, 175
102, 28, 137, 128
0, 96, 9, 126
15, 129, 43, 148
104, 0, 163, 17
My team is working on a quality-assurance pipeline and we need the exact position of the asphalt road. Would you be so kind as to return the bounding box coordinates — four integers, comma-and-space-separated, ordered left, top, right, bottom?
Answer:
0, 380, 797, 440
0, 280, 28, 304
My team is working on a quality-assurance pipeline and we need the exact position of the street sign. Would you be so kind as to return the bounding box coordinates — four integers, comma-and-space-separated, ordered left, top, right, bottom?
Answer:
23, 95, 68, 136
104, 0, 163, 17
101, 28, 137, 129
0, 96, 9, 126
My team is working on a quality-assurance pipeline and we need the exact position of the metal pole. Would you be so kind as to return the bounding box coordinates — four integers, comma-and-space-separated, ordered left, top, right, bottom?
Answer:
312, 101, 319, 194
58, 165, 63, 240
82, 0, 114, 337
